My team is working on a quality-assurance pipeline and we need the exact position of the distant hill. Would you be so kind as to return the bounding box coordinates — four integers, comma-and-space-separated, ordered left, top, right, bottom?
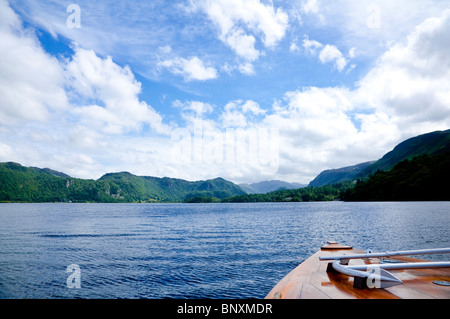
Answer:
308, 161, 375, 187
99, 172, 245, 202
223, 182, 351, 203
309, 129, 450, 187
0, 162, 245, 203
222, 129, 450, 203
342, 150, 450, 201
239, 180, 307, 194
35, 167, 71, 178
357, 129, 450, 178
2, 130, 449, 203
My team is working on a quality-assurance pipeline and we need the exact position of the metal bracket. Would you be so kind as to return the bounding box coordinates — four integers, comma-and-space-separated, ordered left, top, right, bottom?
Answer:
332, 259, 403, 289
321, 247, 450, 290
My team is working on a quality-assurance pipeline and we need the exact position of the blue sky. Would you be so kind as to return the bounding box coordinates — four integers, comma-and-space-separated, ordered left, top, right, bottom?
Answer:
1, 0, 450, 184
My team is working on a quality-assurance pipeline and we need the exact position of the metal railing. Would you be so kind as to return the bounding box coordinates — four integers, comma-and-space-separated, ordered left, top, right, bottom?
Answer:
320, 247, 450, 289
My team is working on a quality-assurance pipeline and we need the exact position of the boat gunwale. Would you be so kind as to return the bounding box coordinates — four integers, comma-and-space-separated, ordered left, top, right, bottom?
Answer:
265, 242, 450, 300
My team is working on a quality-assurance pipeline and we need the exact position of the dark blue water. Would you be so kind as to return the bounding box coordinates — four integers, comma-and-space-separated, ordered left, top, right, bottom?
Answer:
0, 202, 449, 299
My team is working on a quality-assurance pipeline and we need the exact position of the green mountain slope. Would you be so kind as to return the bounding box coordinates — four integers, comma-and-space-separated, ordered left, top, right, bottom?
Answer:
224, 129, 450, 203
341, 150, 450, 201
308, 161, 375, 187
0, 162, 99, 202
222, 182, 352, 203
357, 129, 450, 178
309, 129, 450, 186
98, 172, 246, 202
0, 163, 245, 203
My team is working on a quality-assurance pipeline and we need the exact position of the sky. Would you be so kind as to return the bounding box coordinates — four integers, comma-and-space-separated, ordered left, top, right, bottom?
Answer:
1, 0, 450, 184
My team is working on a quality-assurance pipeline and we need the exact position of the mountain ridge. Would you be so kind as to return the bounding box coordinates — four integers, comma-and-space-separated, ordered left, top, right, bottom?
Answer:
342, 150, 450, 201
308, 161, 375, 187
309, 129, 450, 187
357, 129, 450, 178
239, 180, 307, 194
0, 163, 245, 203
223, 128, 450, 203
1, 129, 449, 203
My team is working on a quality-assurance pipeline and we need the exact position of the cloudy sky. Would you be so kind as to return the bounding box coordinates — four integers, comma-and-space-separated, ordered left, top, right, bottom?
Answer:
1, 0, 450, 184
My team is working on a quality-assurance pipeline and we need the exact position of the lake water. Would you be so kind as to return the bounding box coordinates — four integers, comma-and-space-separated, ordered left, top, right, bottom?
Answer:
0, 202, 449, 299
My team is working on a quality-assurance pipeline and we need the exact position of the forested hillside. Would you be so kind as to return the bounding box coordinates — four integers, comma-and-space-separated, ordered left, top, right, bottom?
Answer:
0, 162, 245, 203
341, 151, 450, 201
309, 129, 450, 187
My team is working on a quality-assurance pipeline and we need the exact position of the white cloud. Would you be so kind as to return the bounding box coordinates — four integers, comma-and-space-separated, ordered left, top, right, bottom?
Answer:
221, 109, 248, 128
2, 0, 450, 185
159, 56, 218, 81
302, 36, 349, 72
222, 61, 255, 76
238, 62, 255, 75
220, 100, 266, 128
190, 0, 288, 61
289, 41, 300, 53
254, 83, 405, 183
266, 9, 450, 182
318, 44, 348, 72
0, 142, 13, 161
187, 101, 214, 117
224, 28, 260, 62
302, 0, 319, 14
173, 100, 214, 117
348, 47, 357, 59
0, 1, 172, 178
67, 48, 171, 135
0, 0, 68, 125
206, 8, 449, 183
302, 36, 323, 55
295, 0, 450, 60
355, 9, 450, 136
241, 100, 266, 116
301, 0, 325, 23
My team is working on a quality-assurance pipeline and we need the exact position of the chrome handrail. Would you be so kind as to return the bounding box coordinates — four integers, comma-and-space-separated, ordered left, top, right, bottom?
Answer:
331, 259, 403, 289
321, 247, 450, 289
319, 247, 450, 261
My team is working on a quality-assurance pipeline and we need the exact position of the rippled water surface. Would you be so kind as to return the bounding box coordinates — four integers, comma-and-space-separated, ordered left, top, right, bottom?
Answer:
0, 202, 449, 299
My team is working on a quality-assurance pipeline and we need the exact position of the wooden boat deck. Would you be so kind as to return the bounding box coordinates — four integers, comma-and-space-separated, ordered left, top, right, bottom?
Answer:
265, 242, 450, 299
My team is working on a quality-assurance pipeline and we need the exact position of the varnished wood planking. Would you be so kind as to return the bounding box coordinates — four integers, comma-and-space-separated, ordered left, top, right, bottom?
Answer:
266, 243, 450, 299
